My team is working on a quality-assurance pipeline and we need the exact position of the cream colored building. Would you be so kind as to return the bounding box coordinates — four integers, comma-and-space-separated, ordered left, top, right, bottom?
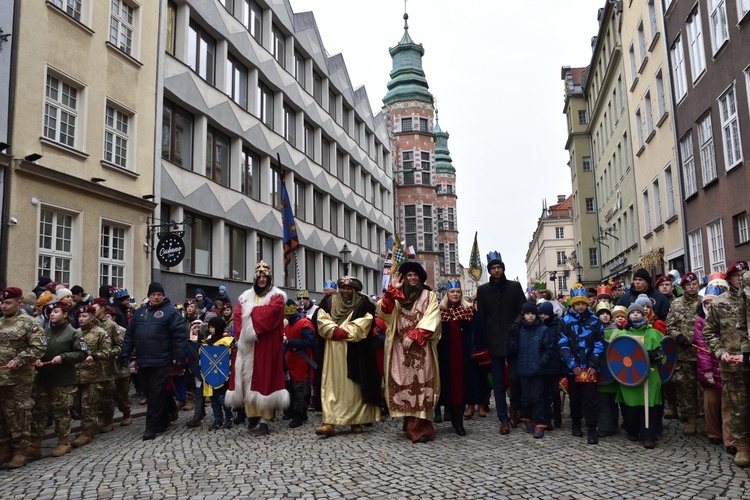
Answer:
621, 0, 684, 278
525, 195, 575, 297
2, 1, 158, 296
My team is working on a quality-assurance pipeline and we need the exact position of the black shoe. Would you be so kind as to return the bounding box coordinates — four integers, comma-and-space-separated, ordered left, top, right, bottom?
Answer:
289, 418, 303, 429
587, 428, 599, 445
233, 413, 246, 425
627, 433, 639, 442
434, 410, 443, 423
455, 426, 466, 436
554, 416, 562, 428
185, 416, 202, 428
255, 423, 270, 436
727, 446, 738, 455
222, 420, 233, 429
416, 435, 429, 443
643, 440, 656, 449
208, 421, 222, 431
709, 437, 723, 445
572, 421, 583, 438
142, 430, 156, 441
247, 416, 260, 430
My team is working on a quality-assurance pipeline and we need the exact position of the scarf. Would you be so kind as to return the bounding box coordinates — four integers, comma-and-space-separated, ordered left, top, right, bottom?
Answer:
628, 316, 648, 329
440, 302, 474, 322
401, 282, 424, 311
330, 292, 364, 324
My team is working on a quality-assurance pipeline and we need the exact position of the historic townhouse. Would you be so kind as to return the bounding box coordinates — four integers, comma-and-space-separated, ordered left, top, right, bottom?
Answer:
525, 195, 575, 297
622, 0, 685, 278
1, 0, 158, 296
156, 0, 393, 299
664, 0, 750, 278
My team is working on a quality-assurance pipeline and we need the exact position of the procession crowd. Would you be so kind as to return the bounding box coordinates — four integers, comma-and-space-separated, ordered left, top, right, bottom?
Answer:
1, 252, 750, 471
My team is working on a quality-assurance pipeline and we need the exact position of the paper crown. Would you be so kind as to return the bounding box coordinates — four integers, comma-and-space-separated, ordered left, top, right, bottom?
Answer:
487, 251, 502, 262
704, 284, 724, 297
254, 260, 271, 277
296, 290, 309, 299
596, 285, 611, 296
445, 279, 461, 290
284, 303, 300, 315
570, 284, 588, 298
323, 280, 337, 290
595, 301, 611, 314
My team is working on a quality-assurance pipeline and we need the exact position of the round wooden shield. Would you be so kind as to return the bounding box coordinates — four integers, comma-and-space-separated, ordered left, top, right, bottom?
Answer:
607, 335, 650, 387
597, 340, 615, 386
659, 336, 678, 383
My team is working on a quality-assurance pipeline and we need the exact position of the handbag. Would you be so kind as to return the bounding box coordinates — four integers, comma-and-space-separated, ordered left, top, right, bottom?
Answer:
471, 349, 491, 366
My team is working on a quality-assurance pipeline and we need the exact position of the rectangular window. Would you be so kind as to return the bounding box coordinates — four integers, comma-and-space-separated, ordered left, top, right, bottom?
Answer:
283, 105, 296, 147
401, 117, 413, 132
38, 208, 73, 285
162, 101, 193, 170
447, 207, 455, 231
224, 225, 246, 280
313, 190, 323, 229
629, 44, 638, 82
404, 205, 417, 249
336, 152, 344, 182
188, 21, 216, 85
740, 0, 750, 18
670, 36, 688, 102
557, 251, 567, 266
402, 151, 414, 185
272, 24, 285, 67
256, 234, 275, 274
104, 104, 129, 169
328, 90, 336, 118
423, 205, 433, 251
635, 108, 644, 149
321, 137, 331, 171
420, 151, 431, 185
184, 213, 212, 275
708, 0, 729, 54
53, 0, 82, 21
643, 189, 652, 233
688, 230, 705, 280
644, 92, 655, 136
733, 212, 749, 245
166, 1, 176, 55
44, 74, 79, 148
354, 216, 362, 245
686, 8, 706, 81
256, 82, 274, 128
718, 87, 743, 170
664, 165, 676, 218
680, 134, 697, 197
706, 219, 726, 272
343, 209, 351, 241
558, 276, 568, 293
100, 221, 126, 289
294, 180, 306, 221
449, 243, 456, 275
653, 179, 663, 226
110, 0, 135, 55
698, 114, 717, 184
241, 147, 260, 200
304, 122, 314, 159
305, 249, 316, 291
206, 126, 230, 187
312, 72, 323, 107
578, 110, 587, 125
342, 105, 350, 133
270, 164, 281, 209
585, 197, 594, 213
582, 156, 591, 171
637, 22, 647, 65
648, 1, 659, 42
349, 163, 357, 191
294, 50, 306, 87
242, 0, 262, 43
419, 117, 429, 133
589, 247, 599, 267
226, 55, 248, 109
330, 201, 339, 236
555, 227, 564, 239
655, 69, 666, 119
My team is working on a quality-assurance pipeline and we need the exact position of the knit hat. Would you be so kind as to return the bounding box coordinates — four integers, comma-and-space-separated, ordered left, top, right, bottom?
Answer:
23, 293, 37, 306
219, 286, 227, 292
207, 316, 226, 333
37, 276, 52, 288
521, 301, 538, 315
70, 285, 84, 295
56, 288, 72, 300
569, 284, 589, 307
37, 291, 54, 307
627, 303, 645, 316
633, 268, 652, 286
537, 301, 554, 316
635, 294, 653, 309
147, 282, 165, 296
194, 288, 206, 298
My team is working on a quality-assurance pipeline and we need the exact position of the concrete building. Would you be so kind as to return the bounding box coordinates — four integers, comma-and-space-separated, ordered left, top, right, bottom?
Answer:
621, 0, 685, 280
663, 0, 750, 279
584, 2, 641, 285
155, 0, 393, 301
0, 0, 158, 296
562, 66, 598, 287
525, 195, 575, 298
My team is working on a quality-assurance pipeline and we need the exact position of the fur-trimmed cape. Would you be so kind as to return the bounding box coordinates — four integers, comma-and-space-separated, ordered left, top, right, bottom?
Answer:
225, 286, 289, 411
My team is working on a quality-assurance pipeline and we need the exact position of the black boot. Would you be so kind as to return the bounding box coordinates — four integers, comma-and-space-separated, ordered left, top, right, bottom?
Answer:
233, 407, 246, 425
247, 416, 260, 430
572, 420, 583, 437
434, 407, 443, 423
587, 427, 599, 445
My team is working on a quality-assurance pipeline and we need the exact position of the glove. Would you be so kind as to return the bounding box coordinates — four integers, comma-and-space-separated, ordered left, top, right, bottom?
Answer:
119, 355, 129, 367
675, 334, 691, 347
648, 350, 663, 362
331, 328, 348, 341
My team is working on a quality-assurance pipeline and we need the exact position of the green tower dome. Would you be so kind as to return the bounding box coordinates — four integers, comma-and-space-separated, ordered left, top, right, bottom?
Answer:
434, 110, 454, 174
383, 14, 434, 105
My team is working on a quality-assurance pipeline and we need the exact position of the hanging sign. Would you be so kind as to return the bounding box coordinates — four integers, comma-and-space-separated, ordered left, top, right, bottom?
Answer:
156, 233, 186, 267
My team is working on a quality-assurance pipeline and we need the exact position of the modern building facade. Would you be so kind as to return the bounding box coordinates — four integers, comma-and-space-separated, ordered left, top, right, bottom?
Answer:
1, 0, 158, 296
622, 0, 685, 279
663, 0, 750, 279
525, 195, 575, 297
156, 0, 393, 300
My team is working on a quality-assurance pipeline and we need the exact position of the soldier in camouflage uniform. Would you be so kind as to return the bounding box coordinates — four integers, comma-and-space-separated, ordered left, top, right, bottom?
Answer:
703, 260, 750, 467
93, 298, 131, 430
72, 305, 112, 447
29, 301, 85, 458
666, 272, 702, 435
0, 287, 46, 468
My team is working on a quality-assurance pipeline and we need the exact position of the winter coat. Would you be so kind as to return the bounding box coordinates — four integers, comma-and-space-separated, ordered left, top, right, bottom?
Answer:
475, 276, 526, 357
35, 321, 85, 386
694, 316, 721, 390
616, 286, 670, 321
284, 313, 316, 382
558, 307, 605, 373
513, 319, 555, 377
540, 316, 565, 376
122, 298, 187, 368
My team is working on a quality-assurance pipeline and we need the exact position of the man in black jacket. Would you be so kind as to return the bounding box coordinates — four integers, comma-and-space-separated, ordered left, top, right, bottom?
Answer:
121, 282, 187, 440
475, 252, 527, 435
616, 269, 670, 321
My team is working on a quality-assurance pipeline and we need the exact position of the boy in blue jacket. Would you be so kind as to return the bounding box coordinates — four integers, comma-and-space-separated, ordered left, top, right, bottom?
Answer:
511, 302, 556, 438
559, 284, 605, 444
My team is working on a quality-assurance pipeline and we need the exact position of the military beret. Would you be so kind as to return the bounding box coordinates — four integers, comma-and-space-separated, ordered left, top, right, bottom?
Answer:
726, 261, 748, 277
0, 287, 23, 300
681, 272, 698, 284
76, 304, 97, 316
92, 298, 109, 306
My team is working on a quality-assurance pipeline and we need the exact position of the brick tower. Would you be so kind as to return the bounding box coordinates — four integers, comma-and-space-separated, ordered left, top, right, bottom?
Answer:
434, 111, 460, 281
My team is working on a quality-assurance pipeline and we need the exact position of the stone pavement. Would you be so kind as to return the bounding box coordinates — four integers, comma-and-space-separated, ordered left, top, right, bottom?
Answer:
1, 401, 748, 499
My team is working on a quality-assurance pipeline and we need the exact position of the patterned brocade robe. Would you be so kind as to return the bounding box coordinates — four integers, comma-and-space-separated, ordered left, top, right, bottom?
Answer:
378, 288, 442, 421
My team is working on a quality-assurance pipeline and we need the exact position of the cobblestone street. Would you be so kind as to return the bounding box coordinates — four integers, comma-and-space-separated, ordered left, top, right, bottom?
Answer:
1, 399, 748, 499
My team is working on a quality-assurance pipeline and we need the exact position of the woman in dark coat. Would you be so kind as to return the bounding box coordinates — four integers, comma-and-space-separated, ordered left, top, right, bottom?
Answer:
437, 280, 478, 436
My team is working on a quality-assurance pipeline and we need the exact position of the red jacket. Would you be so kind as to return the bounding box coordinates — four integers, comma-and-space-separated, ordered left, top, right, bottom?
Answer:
284, 315, 315, 382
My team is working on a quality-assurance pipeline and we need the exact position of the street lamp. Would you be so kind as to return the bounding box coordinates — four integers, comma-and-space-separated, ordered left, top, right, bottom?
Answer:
549, 271, 557, 297
339, 243, 352, 276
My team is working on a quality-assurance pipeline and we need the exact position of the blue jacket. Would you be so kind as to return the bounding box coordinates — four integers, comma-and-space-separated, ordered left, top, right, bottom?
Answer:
541, 316, 566, 376
122, 298, 187, 368
559, 307, 605, 373
513, 318, 555, 377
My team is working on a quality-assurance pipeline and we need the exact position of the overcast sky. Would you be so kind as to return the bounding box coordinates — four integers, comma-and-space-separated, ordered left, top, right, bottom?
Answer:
290, 0, 606, 282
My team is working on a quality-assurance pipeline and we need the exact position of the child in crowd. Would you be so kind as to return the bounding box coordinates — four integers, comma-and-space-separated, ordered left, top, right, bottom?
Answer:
612, 303, 663, 449
559, 284, 605, 444
595, 301, 619, 438
612, 305, 628, 329
537, 300, 564, 429
636, 294, 666, 334
283, 300, 316, 428
203, 317, 235, 431
512, 302, 555, 438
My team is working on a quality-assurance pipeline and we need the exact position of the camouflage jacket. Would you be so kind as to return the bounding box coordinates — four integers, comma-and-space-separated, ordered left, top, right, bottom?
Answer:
0, 311, 46, 386
703, 286, 748, 372
97, 317, 129, 379
75, 323, 112, 384
666, 292, 702, 361
741, 273, 750, 338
